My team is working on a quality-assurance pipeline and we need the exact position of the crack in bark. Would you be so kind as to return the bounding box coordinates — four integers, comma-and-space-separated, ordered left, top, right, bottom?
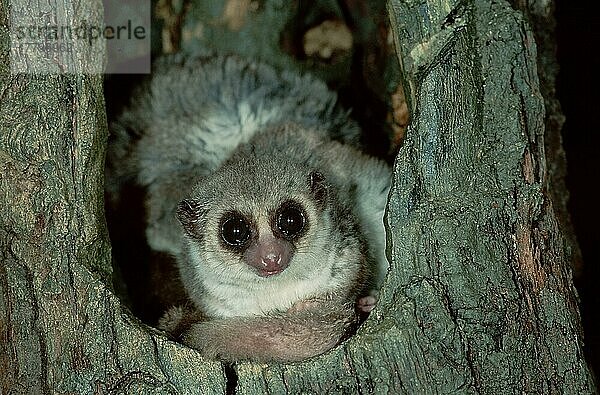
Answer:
279, 367, 289, 395
150, 335, 170, 385
224, 362, 238, 395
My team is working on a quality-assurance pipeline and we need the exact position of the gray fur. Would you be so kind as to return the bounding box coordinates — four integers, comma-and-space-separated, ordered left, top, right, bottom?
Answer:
108, 55, 390, 362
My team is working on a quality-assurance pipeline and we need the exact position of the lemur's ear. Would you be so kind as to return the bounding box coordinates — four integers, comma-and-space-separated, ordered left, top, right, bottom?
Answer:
176, 199, 207, 239
308, 171, 327, 208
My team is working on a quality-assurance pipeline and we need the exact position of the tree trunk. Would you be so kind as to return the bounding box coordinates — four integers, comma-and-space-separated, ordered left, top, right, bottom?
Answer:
384, 0, 594, 391
0, 1, 595, 394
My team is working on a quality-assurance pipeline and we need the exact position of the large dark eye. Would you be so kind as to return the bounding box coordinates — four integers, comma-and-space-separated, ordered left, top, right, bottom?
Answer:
221, 214, 251, 247
276, 203, 306, 239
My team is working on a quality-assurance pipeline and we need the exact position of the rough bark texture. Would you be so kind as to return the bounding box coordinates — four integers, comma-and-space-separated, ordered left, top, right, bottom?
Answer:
385, 0, 594, 392
0, 1, 595, 395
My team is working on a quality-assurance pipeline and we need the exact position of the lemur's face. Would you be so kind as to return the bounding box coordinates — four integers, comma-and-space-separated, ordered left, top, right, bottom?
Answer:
176, 169, 333, 282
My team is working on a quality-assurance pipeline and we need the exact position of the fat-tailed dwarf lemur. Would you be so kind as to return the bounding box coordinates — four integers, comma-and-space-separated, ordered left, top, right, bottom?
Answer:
107, 54, 390, 362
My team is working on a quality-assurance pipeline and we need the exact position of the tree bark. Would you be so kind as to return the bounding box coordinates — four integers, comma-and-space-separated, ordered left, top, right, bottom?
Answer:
0, 1, 595, 394
385, 0, 594, 392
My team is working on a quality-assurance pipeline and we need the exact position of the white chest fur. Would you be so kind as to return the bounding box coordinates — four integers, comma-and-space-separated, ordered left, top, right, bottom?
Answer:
199, 247, 355, 318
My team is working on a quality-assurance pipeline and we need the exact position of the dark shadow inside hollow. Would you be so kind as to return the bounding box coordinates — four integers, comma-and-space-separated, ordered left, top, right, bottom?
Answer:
104, 73, 188, 324
105, 182, 188, 323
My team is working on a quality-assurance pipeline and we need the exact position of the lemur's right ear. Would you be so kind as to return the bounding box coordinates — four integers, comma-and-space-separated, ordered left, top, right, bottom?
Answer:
176, 199, 207, 239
